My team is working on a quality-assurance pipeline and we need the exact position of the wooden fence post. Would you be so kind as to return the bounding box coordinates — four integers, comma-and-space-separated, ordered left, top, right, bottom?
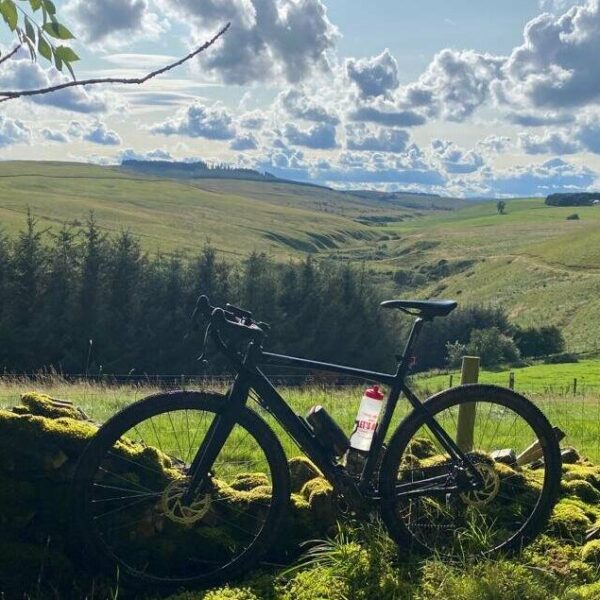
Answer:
449, 374, 453, 388
456, 356, 480, 452
573, 378, 577, 395
509, 371, 515, 390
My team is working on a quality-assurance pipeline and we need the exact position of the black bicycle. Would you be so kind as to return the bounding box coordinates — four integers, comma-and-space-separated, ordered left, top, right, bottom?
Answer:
72, 296, 561, 590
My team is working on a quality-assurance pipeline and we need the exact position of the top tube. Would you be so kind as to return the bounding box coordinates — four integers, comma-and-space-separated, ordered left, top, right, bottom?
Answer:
260, 351, 399, 386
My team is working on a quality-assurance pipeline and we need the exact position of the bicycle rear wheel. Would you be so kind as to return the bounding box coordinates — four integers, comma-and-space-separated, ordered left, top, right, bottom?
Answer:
72, 391, 290, 590
379, 385, 561, 556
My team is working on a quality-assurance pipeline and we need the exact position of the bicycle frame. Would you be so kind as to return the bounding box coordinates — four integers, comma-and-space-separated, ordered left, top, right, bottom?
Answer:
185, 316, 478, 505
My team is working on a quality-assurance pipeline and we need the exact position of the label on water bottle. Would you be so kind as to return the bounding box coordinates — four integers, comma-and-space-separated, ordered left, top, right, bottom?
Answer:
349, 385, 384, 452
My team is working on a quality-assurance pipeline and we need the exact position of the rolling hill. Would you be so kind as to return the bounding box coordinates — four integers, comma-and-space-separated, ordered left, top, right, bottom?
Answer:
0, 160, 599, 352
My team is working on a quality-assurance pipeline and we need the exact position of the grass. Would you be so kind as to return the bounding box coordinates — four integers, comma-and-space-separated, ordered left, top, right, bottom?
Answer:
2, 377, 600, 461
416, 358, 600, 393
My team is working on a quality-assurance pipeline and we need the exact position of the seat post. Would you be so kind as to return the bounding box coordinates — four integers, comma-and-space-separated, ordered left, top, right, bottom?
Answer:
396, 316, 426, 377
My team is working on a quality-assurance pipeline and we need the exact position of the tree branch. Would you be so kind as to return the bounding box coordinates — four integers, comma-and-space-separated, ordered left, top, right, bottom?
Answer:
0, 44, 23, 68
0, 24, 230, 103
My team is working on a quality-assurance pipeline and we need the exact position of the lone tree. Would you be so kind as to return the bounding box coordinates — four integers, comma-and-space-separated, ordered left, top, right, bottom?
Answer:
496, 200, 506, 215
0, 0, 229, 103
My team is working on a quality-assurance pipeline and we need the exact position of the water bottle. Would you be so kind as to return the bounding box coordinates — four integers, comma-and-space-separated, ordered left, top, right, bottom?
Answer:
346, 385, 384, 475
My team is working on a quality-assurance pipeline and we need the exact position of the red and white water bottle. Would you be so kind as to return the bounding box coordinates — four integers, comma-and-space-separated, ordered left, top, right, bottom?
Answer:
349, 385, 384, 452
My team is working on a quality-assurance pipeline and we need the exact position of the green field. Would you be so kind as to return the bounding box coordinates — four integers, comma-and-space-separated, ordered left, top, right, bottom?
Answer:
2, 377, 599, 461
416, 358, 600, 394
1, 161, 600, 352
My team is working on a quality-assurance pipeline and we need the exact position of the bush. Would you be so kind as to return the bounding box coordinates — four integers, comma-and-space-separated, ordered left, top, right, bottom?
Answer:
466, 327, 520, 367
515, 326, 565, 358
567, 214, 580, 220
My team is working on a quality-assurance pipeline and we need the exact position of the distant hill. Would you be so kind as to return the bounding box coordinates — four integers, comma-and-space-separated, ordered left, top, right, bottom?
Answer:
1, 161, 599, 352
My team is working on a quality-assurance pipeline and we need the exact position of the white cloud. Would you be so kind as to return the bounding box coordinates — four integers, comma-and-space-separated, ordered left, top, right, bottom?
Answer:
160, 0, 339, 84
0, 116, 30, 148
401, 49, 504, 122
476, 158, 596, 196
151, 102, 236, 140
284, 122, 338, 149
431, 139, 485, 174
348, 101, 426, 127
477, 135, 512, 154
230, 132, 258, 150
498, 0, 600, 109
519, 130, 579, 154
278, 88, 339, 124
66, 0, 165, 46
41, 128, 69, 143
66, 120, 122, 145
345, 124, 409, 153
505, 111, 575, 127
239, 110, 267, 130
0, 55, 108, 113
346, 49, 399, 98
119, 148, 175, 161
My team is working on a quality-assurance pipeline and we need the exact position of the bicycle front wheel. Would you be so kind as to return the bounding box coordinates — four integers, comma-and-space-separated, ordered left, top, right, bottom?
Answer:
379, 385, 561, 556
72, 391, 290, 590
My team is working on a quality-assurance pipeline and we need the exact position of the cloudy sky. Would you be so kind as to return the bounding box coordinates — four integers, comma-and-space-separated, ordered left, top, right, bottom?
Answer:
1, 0, 600, 196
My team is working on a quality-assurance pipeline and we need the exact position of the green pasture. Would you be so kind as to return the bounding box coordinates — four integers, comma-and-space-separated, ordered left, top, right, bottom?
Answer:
1, 377, 599, 461
416, 358, 600, 393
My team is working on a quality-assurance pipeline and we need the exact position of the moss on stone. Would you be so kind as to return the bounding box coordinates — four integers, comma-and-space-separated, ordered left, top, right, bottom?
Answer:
565, 581, 600, 599
288, 456, 321, 493
405, 437, 437, 459
549, 499, 596, 541
230, 472, 270, 491
563, 479, 600, 504
581, 540, 600, 566
20, 392, 88, 421
563, 464, 600, 490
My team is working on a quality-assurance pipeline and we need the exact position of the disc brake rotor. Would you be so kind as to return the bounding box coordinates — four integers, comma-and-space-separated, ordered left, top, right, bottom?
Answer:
460, 462, 500, 507
160, 478, 212, 525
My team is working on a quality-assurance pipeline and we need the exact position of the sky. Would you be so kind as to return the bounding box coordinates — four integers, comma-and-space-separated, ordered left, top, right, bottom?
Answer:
1, 0, 600, 197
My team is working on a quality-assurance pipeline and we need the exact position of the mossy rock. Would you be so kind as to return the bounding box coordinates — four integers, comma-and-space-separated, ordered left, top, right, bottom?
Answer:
563, 464, 600, 490
563, 480, 600, 504
549, 499, 596, 541
405, 437, 437, 459
581, 540, 600, 566
300, 477, 335, 526
230, 472, 270, 492
565, 581, 600, 599
288, 456, 321, 493
19, 392, 89, 421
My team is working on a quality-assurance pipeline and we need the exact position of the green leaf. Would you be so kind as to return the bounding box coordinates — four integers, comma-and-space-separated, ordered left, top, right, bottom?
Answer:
37, 33, 52, 61
29, 0, 42, 10
53, 47, 63, 71
42, 21, 74, 40
1, 1, 19, 31
54, 45, 79, 63
25, 17, 36, 44
42, 0, 55, 14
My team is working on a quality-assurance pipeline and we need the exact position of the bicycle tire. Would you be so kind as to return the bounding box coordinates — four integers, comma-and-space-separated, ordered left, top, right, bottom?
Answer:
71, 390, 291, 591
379, 384, 561, 556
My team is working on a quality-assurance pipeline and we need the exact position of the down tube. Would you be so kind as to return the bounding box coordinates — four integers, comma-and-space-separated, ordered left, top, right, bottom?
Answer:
250, 367, 341, 482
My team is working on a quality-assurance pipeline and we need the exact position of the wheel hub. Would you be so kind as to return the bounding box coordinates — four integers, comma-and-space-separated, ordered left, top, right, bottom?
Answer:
460, 462, 500, 507
160, 478, 212, 525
